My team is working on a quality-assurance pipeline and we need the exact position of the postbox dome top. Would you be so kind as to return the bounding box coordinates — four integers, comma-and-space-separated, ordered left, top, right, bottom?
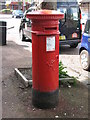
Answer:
26, 9, 64, 20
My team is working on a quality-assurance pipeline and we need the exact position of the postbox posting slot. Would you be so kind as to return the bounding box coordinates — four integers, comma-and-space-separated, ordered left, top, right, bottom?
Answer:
44, 27, 57, 31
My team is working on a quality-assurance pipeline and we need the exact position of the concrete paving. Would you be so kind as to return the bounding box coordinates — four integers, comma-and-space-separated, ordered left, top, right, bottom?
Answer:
59, 54, 90, 87
1, 40, 32, 118
1, 41, 88, 118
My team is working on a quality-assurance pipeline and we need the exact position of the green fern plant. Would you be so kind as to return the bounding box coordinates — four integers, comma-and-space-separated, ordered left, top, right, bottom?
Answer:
59, 61, 77, 86
59, 61, 68, 78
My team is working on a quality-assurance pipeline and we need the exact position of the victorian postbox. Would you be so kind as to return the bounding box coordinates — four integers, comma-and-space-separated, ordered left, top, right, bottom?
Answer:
26, 10, 64, 108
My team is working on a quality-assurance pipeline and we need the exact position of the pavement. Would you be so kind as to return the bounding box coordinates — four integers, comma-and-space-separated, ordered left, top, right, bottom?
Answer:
59, 55, 90, 87
1, 40, 32, 118
1, 41, 88, 118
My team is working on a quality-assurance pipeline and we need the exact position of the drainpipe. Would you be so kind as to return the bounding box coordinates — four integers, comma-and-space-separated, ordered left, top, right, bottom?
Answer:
23, 0, 26, 12
88, 3, 90, 17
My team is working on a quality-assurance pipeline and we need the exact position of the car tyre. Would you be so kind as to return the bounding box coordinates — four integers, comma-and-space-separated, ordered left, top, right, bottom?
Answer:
80, 50, 90, 71
70, 43, 78, 48
19, 29, 26, 41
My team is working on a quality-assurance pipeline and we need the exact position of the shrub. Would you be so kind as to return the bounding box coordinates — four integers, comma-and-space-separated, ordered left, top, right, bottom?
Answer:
1, 9, 12, 14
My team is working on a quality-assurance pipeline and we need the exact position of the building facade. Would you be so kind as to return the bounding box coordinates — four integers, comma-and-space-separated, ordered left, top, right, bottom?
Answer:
0, 0, 6, 10
6, 0, 31, 10
80, 0, 90, 15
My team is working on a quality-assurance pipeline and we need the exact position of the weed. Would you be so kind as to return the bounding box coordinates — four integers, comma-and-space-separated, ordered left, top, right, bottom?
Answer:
59, 61, 77, 86
59, 61, 68, 78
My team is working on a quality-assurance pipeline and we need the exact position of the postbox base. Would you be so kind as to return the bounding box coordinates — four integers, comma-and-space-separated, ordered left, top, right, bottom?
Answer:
32, 88, 59, 109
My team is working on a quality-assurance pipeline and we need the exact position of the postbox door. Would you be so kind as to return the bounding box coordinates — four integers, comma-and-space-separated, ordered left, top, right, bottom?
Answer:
32, 35, 59, 92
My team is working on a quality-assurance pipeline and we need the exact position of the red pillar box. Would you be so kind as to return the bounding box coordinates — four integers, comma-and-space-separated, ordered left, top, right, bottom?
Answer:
26, 10, 64, 109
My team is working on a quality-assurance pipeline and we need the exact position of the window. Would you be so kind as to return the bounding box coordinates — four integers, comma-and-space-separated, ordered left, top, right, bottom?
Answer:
67, 7, 79, 20
57, 7, 66, 22
57, 7, 67, 15
84, 20, 90, 34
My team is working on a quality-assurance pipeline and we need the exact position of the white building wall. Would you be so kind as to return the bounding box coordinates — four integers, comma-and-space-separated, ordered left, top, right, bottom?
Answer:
89, 3, 90, 17
0, 0, 5, 9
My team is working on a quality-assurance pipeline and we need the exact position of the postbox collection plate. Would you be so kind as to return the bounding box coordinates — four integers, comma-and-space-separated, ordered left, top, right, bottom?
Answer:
46, 36, 55, 52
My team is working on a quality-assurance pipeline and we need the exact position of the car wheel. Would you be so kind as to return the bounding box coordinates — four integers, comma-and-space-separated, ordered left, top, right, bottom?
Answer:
70, 43, 78, 48
80, 50, 90, 71
19, 29, 26, 41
